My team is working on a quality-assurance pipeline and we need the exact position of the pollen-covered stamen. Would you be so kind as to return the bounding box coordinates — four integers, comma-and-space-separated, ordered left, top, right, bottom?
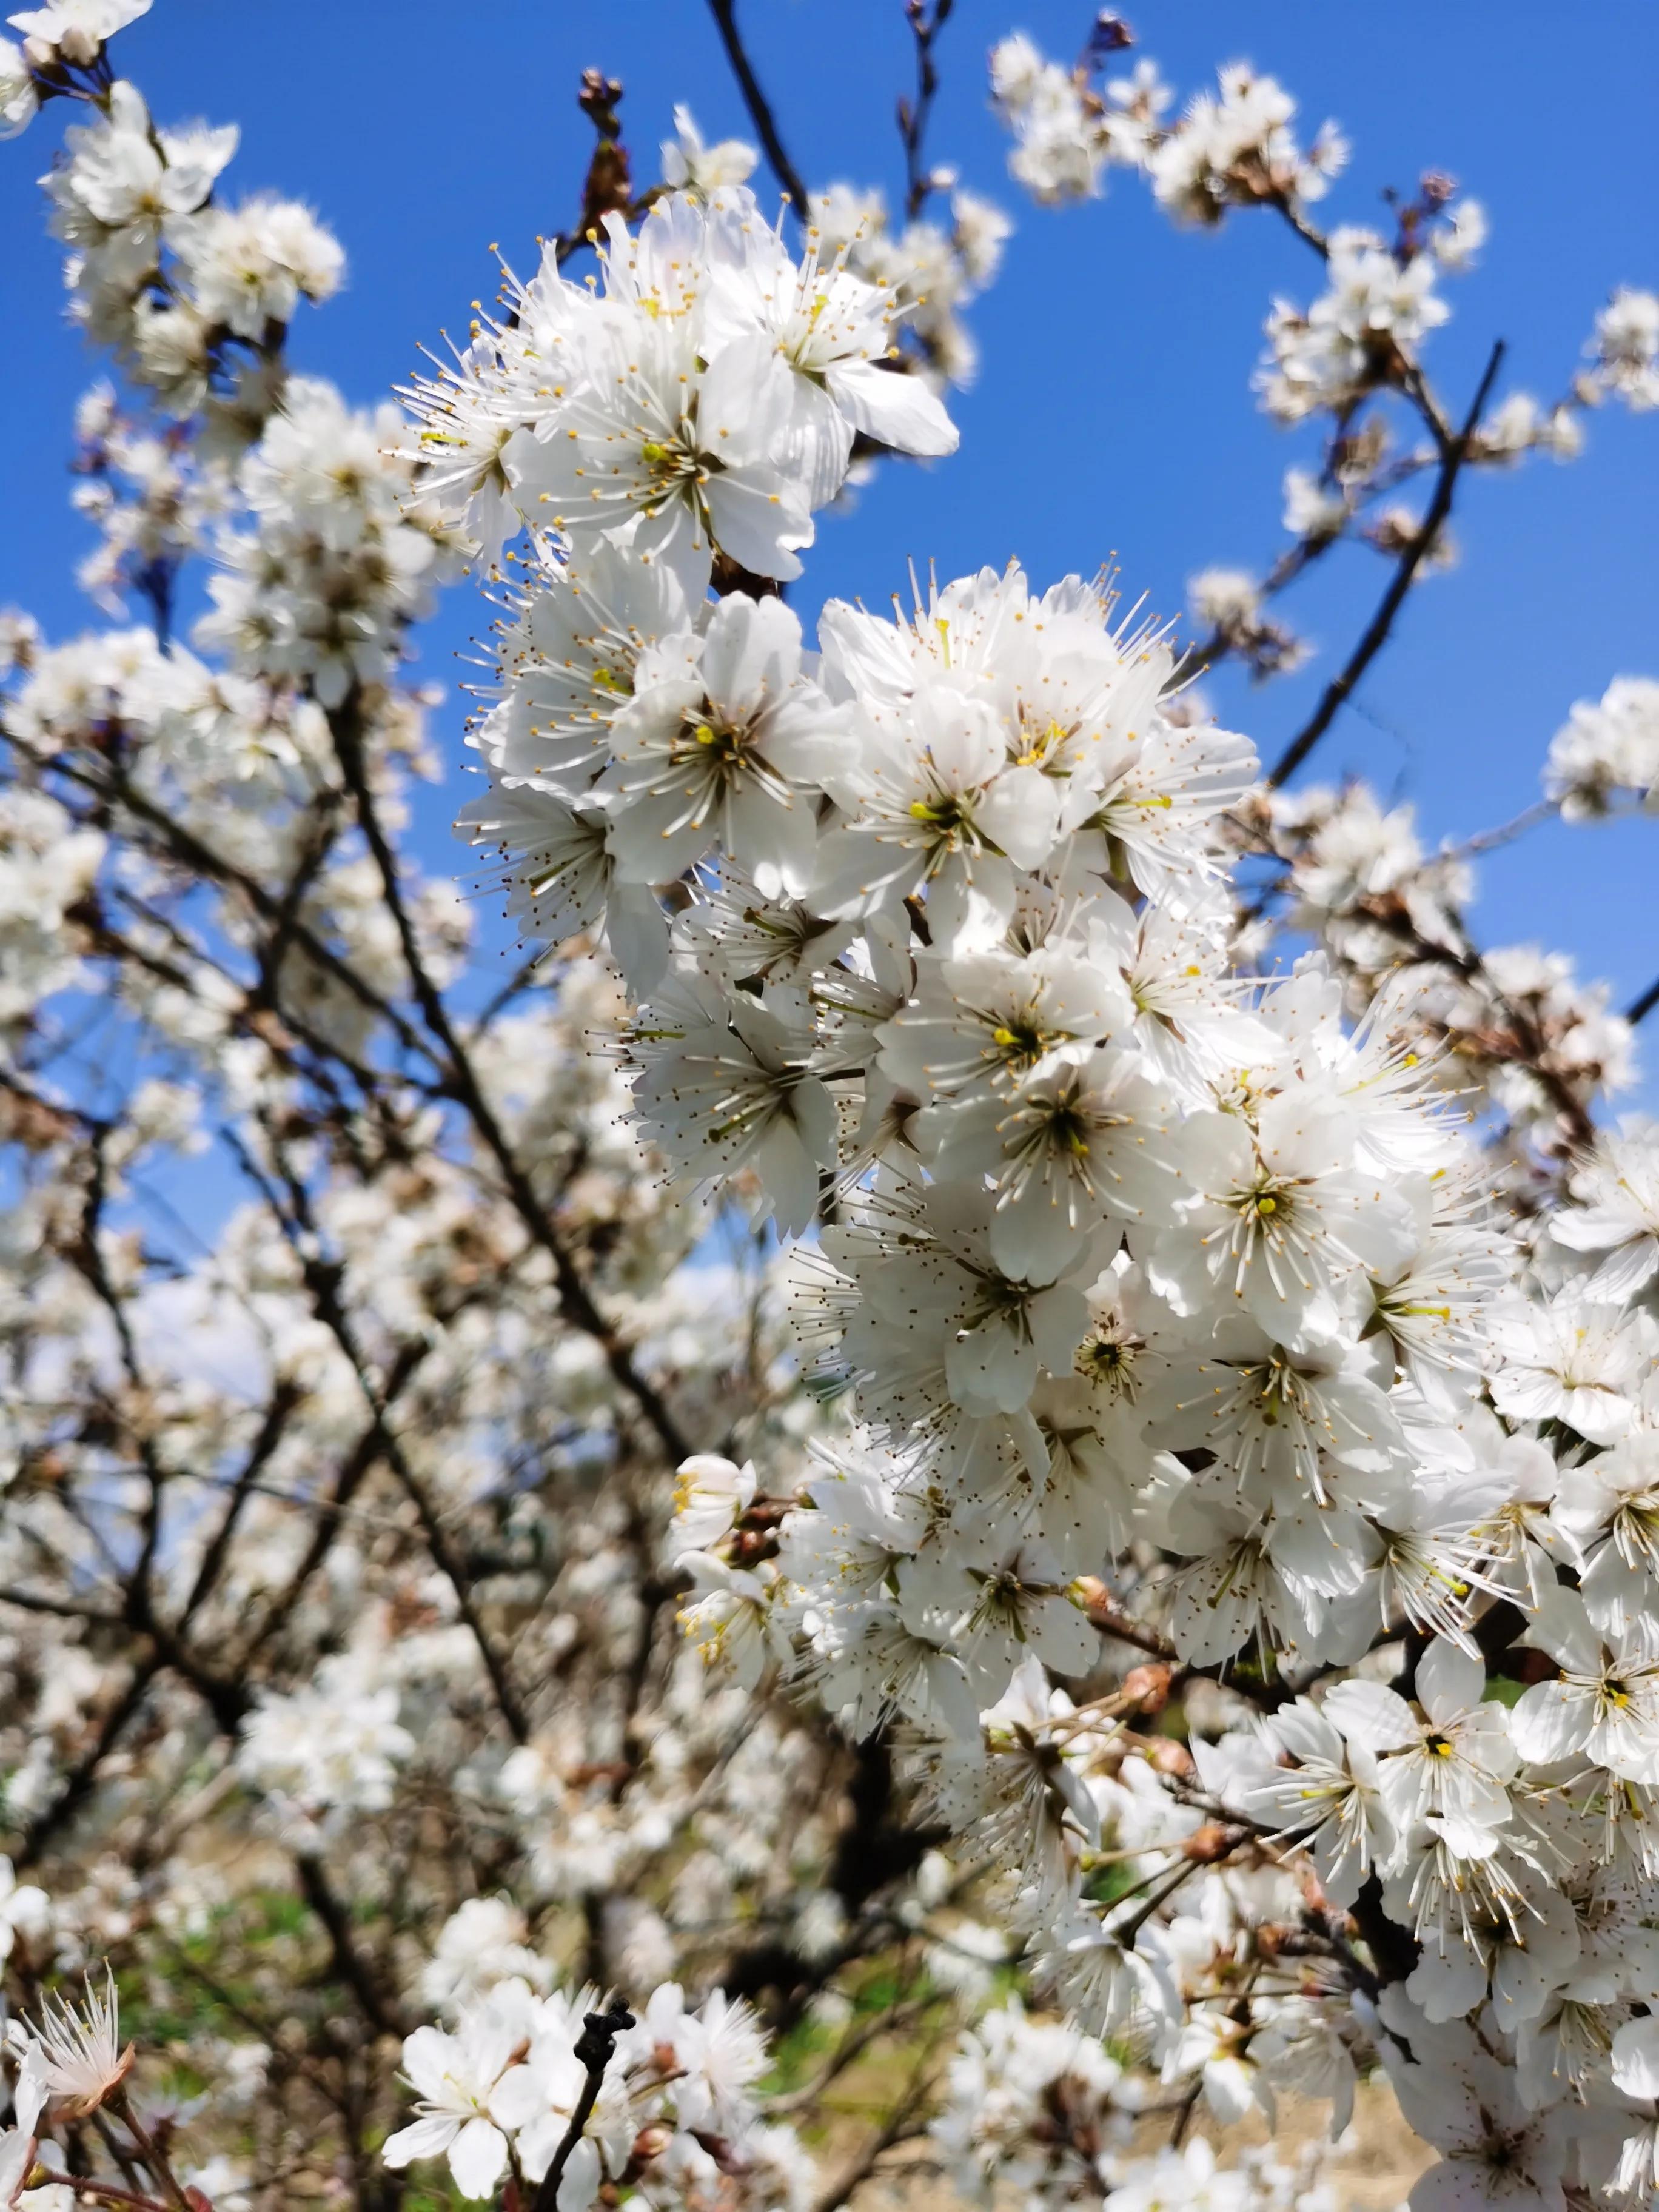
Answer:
1193, 1347, 1338, 1501
1212, 1171, 1313, 1298
991, 1077, 1134, 1218
1403, 1834, 1532, 1949
907, 788, 977, 846
1375, 1523, 1504, 1646
638, 435, 699, 479
1612, 1495, 1659, 1574
1011, 709, 1077, 773
1210, 1165, 1372, 1307
988, 1009, 1062, 1077
1075, 1322, 1145, 1401
966, 1564, 1059, 1642
959, 1270, 1042, 1346
680, 1042, 814, 1148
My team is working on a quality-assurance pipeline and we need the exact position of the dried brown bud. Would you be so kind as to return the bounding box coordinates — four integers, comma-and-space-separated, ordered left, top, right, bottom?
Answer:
1147, 1737, 1194, 1778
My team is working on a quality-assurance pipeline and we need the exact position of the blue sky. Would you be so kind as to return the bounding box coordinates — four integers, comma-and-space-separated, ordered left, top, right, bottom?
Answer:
2, 0, 1656, 1070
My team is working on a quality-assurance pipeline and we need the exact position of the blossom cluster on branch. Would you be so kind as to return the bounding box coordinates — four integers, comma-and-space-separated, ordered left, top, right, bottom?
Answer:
2, 7, 1658, 2212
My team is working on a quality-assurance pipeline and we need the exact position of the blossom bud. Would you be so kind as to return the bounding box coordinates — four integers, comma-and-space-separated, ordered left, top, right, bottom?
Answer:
1180, 1821, 1240, 1863
1121, 1663, 1175, 1715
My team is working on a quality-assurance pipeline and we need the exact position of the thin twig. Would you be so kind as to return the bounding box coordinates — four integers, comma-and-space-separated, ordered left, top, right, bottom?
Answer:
811, 2049, 939, 2212
1268, 338, 1507, 789
295, 1851, 408, 2039
327, 692, 693, 1467
898, 0, 954, 220
1083, 1594, 1176, 1662
107, 2091, 192, 2212
553, 72, 644, 266
223, 1118, 532, 1744
706, 0, 808, 212
529, 2004, 635, 2212
1442, 794, 1557, 861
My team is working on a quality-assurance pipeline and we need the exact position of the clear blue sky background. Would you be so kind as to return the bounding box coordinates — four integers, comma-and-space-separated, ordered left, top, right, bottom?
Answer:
2, 0, 1655, 1076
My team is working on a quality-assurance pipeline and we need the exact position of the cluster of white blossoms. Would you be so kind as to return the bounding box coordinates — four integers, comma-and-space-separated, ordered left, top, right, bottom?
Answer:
1590, 287, 1659, 412
987, 27, 1654, 712
421, 82, 1659, 2200
1256, 220, 1466, 426
7, 11, 1659, 2212
39, 71, 340, 446
382, 1976, 806, 2212
658, 102, 1012, 395
934, 1999, 1349, 2211
196, 377, 459, 706
403, 181, 959, 583
0, 779, 104, 1024
805, 178, 1012, 392
1545, 676, 1659, 821
991, 43, 1344, 218
235, 1653, 415, 1828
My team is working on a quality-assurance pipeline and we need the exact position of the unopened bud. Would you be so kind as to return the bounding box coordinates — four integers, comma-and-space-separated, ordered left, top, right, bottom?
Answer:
1121, 1663, 1174, 1716
1147, 1737, 1193, 1778
1087, 11, 1135, 59
1181, 1821, 1238, 1863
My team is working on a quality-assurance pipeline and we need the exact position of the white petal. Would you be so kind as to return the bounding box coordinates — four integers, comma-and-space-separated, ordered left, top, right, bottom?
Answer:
1614, 2013, 1659, 2100
1416, 1637, 1485, 1725
447, 2117, 509, 2202
823, 358, 959, 457
382, 2116, 460, 2170
1508, 1679, 1589, 1765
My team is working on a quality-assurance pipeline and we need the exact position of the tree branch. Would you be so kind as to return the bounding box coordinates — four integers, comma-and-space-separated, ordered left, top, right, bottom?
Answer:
1267, 338, 1506, 789
898, 0, 954, 221
295, 1851, 408, 2039
528, 2004, 635, 2212
327, 692, 694, 1468
706, 0, 808, 213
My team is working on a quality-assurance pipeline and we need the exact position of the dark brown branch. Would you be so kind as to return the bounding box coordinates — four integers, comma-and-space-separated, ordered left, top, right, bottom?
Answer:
554, 72, 640, 266
326, 693, 694, 1469
295, 1852, 407, 2039
1267, 338, 1506, 789
181, 1379, 303, 1620
1082, 1592, 1177, 1661
528, 2005, 635, 2212
706, 0, 809, 212
16, 1655, 163, 1866
0, 1589, 126, 1626
898, 0, 954, 221
223, 1120, 532, 1745
1626, 972, 1659, 1026
12, 736, 432, 1066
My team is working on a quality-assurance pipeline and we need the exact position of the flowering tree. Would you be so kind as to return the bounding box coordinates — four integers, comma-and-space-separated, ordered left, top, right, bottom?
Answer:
3, 7, 1659, 2212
